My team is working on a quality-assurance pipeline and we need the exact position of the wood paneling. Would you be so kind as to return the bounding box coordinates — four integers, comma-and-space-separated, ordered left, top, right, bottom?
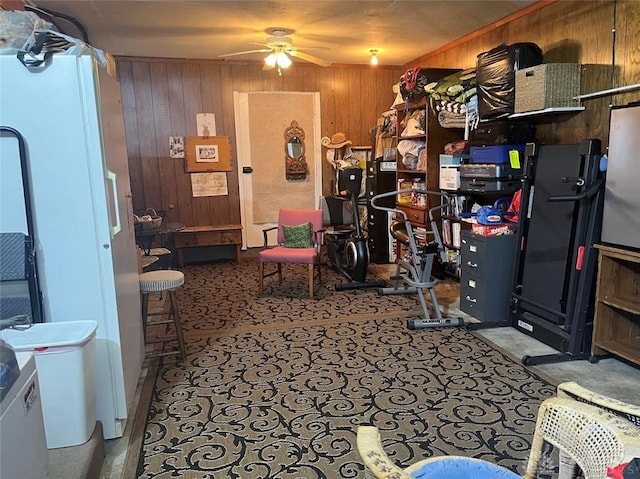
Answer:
117, 59, 402, 225
117, 0, 639, 228
409, 0, 639, 146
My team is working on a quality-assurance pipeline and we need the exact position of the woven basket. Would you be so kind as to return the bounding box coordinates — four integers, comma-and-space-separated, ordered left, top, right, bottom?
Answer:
134, 208, 163, 230
515, 63, 581, 113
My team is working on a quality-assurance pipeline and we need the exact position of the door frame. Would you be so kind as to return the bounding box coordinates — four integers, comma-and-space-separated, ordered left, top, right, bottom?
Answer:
234, 91, 322, 249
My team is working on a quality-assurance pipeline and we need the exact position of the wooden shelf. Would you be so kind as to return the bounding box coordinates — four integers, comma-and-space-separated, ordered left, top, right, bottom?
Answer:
591, 244, 640, 365
507, 106, 585, 122
592, 337, 640, 365
393, 98, 427, 110
600, 296, 640, 316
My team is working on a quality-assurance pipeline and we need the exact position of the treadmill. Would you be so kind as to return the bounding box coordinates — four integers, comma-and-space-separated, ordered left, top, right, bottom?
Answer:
511, 139, 605, 365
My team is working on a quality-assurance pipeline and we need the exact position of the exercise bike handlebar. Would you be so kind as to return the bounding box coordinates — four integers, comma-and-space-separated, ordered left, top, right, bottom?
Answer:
370, 189, 451, 222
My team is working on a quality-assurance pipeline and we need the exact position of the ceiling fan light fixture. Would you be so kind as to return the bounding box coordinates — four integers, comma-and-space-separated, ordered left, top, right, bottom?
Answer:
370, 50, 379, 66
264, 53, 277, 67
276, 51, 292, 68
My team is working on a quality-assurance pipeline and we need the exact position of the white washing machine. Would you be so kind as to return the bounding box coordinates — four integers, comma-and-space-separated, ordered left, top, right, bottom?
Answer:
0, 352, 49, 478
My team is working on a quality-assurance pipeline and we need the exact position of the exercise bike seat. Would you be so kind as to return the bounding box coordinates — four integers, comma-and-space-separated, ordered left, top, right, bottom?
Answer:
390, 220, 410, 245
390, 220, 439, 255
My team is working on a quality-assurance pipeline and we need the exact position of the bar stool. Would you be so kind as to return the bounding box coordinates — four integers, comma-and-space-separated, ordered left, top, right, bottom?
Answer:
147, 247, 173, 269
139, 270, 187, 361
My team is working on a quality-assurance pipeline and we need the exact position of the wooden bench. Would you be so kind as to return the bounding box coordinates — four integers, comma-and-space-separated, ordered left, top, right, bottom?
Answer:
174, 224, 242, 267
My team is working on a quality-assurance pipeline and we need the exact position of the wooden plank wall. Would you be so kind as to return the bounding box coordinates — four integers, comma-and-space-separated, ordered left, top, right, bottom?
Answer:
117, 0, 639, 229
409, 0, 640, 146
116, 60, 401, 226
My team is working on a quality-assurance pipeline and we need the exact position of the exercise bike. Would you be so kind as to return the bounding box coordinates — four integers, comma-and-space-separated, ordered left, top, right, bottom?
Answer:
324, 167, 386, 290
370, 188, 464, 329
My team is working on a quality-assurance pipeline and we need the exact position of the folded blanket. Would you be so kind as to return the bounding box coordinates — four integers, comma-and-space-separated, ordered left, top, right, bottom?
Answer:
432, 98, 467, 115
438, 110, 467, 129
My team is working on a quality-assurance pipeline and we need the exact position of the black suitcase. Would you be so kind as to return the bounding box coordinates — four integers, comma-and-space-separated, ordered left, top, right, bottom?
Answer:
470, 120, 536, 146
477, 42, 543, 120
459, 177, 521, 194
460, 163, 523, 179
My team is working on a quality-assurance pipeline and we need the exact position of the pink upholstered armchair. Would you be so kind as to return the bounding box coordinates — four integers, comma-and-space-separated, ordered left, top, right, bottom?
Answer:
258, 209, 324, 299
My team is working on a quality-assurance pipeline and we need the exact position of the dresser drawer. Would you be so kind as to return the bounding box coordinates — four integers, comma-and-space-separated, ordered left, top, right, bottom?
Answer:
460, 230, 518, 277
460, 233, 489, 276
397, 204, 427, 226
460, 270, 486, 320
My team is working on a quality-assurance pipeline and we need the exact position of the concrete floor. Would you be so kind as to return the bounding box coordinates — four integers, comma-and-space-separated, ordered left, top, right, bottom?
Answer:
98, 262, 640, 478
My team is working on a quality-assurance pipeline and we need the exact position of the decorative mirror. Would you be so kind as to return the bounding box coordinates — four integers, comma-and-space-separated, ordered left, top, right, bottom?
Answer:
284, 120, 308, 181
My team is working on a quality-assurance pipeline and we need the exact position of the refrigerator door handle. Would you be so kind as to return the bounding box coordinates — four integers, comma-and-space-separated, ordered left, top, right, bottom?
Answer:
106, 169, 121, 238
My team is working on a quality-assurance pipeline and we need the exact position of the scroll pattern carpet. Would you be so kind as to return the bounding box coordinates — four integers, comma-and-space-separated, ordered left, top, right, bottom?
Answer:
135, 259, 555, 478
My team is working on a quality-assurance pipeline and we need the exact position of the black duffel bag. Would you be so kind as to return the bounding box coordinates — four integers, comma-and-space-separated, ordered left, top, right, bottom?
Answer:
476, 42, 543, 120
470, 120, 536, 147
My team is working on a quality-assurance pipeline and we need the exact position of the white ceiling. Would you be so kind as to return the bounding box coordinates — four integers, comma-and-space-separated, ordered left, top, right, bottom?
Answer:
27, 0, 538, 66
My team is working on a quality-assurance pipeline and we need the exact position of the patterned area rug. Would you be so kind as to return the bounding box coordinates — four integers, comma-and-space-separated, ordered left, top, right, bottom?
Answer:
176, 258, 431, 336
134, 258, 555, 478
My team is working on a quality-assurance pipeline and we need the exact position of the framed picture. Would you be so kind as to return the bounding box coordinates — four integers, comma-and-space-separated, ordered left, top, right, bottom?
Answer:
184, 136, 232, 172
351, 146, 371, 169
169, 136, 185, 158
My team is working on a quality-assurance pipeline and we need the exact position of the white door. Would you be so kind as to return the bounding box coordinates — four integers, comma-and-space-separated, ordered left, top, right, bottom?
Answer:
234, 91, 322, 248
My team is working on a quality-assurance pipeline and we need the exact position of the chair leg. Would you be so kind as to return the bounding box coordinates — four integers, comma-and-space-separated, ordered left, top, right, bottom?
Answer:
308, 263, 314, 298
258, 261, 264, 295
277, 263, 282, 283
168, 290, 187, 361
141, 292, 149, 343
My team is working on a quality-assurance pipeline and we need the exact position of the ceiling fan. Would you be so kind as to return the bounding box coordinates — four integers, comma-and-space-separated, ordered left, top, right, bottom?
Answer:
219, 28, 331, 73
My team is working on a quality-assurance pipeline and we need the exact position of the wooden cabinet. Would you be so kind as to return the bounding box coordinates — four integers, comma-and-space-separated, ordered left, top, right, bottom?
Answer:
591, 244, 640, 365
174, 224, 242, 267
459, 230, 517, 325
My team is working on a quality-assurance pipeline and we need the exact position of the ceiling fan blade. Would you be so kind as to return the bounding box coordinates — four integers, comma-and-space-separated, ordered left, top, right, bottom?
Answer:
219, 49, 271, 58
289, 50, 331, 67
291, 46, 331, 51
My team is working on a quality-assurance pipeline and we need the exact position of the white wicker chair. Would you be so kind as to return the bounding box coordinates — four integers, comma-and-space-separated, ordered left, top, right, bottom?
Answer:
556, 381, 640, 427
524, 397, 640, 479
358, 388, 640, 479
548, 381, 640, 479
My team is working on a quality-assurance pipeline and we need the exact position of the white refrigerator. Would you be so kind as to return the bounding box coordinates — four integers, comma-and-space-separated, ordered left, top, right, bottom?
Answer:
0, 54, 144, 439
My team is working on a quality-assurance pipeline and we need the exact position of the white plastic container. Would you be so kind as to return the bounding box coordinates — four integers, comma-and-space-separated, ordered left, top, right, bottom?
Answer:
1, 320, 98, 448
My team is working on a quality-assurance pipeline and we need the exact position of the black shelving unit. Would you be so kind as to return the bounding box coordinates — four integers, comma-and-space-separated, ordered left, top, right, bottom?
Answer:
365, 149, 396, 264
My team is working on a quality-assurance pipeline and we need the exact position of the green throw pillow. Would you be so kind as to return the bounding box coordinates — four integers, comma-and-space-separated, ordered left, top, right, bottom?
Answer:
283, 222, 313, 248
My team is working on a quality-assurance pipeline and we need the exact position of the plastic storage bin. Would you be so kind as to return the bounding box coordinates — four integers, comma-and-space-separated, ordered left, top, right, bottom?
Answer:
469, 144, 526, 164
1, 320, 97, 448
